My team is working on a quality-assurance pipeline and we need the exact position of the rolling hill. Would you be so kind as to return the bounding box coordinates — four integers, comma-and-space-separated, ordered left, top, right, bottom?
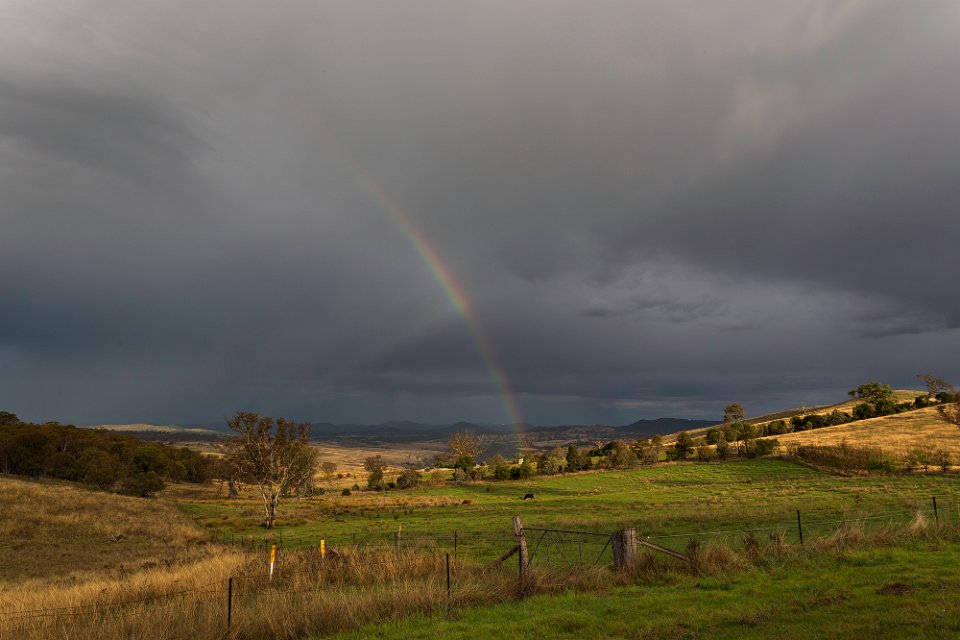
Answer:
761, 405, 960, 457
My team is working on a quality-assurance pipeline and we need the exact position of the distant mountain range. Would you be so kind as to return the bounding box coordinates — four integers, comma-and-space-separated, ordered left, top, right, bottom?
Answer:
87, 416, 717, 443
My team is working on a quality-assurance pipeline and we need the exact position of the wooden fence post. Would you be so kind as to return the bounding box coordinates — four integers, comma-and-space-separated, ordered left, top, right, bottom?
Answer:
612, 527, 638, 571
446, 553, 451, 611
513, 516, 530, 581
226, 577, 233, 635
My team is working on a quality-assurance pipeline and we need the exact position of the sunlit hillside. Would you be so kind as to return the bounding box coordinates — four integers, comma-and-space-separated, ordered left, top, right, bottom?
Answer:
0, 476, 212, 585
667, 390, 929, 443
763, 405, 960, 457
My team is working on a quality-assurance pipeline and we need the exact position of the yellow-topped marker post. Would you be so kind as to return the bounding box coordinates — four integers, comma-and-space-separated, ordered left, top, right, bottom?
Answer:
269, 544, 277, 580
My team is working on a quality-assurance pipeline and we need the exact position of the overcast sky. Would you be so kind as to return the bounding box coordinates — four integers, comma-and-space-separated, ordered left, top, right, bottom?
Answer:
3, 1, 959, 427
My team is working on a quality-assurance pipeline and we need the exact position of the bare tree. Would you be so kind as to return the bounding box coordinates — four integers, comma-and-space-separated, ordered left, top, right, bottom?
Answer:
225, 412, 318, 529
919, 374, 960, 427
448, 430, 486, 463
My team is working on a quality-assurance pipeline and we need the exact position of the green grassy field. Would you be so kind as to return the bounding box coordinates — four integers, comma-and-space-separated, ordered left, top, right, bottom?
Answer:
326, 540, 960, 640
6, 458, 959, 639
175, 459, 960, 564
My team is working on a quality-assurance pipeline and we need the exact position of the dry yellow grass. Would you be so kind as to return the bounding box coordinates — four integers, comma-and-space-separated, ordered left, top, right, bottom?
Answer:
668, 390, 932, 443
201, 441, 450, 489
0, 543, 611, 640
4, 462, 959, 639
765, 406, 960, 457
755, 389, 924, 424
0, 476, 213, 585
309, 441, 448, 480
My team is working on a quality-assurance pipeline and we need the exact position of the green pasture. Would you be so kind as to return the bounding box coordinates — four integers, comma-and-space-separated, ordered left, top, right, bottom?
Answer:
176, 459, 960, 563
326, 540, 960, 640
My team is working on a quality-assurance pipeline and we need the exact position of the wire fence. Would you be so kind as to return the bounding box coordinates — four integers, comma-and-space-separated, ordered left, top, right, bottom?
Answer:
213, 495, 956, 564
3, 496, 956, 637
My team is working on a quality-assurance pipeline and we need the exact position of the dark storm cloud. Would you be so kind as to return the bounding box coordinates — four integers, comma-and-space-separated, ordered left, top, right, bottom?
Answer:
0, 74, 200, 192
2, 1, 959, 426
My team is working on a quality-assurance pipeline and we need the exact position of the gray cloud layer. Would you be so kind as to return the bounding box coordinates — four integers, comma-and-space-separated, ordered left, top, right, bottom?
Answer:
2, 1, 959, 425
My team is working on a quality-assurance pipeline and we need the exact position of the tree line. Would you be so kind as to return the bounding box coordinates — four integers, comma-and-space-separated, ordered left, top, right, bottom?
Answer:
731, 380, 959, 439
0, 412, 214, 496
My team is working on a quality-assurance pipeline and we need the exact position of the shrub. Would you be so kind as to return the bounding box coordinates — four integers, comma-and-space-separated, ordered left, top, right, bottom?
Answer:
934, 448, 951, 473
673, 432, 694, 460
715, 436, 730, 460
510, 461, 532, 480
120, 471, 166, 497
632, 438, 656, 464
341, 488, 351, 496
565, 445, 582, 471
396, 469, 421, 489
763, 420, 790, 436
908, 446, 934, 472
852, 403, 874, 421
539, 455, 563, 475
866, 455, 898, 475
696, 442, 711, 462
825, 410, 852, 426
366, 469, 384, 490
453, 455, 475, 472
755, 438, 779, 456
609, 441, 639, 469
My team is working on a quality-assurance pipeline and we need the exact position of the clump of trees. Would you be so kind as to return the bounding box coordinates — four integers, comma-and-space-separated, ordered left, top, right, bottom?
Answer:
757, 381, 958, 438
0, 412, 213, 496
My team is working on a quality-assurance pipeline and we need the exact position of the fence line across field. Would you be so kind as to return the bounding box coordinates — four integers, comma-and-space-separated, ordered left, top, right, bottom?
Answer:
218, 495, 951, 549
4, 497, 956, 633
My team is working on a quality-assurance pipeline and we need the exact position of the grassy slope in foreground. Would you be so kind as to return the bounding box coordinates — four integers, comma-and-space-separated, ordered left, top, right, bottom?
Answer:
329, 541, 960, 640
0, 475, 210, 584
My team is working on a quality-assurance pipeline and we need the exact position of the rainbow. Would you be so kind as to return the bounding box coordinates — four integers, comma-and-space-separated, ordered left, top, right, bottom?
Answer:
325, 140, 525, 449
